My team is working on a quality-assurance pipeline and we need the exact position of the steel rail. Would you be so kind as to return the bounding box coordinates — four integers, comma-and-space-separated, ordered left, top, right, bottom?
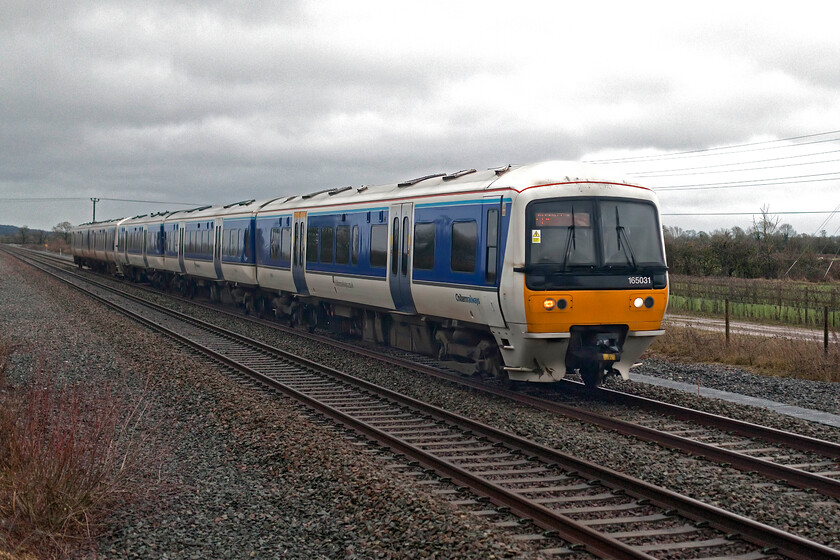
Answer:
10, 250, 840, 560
13, 249, 840, 496
15, 248, 840, 497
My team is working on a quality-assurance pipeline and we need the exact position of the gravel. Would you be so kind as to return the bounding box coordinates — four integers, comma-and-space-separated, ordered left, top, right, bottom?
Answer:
628, 356, 840, 415
4, 251, 840, 556
0, 252, 540, 559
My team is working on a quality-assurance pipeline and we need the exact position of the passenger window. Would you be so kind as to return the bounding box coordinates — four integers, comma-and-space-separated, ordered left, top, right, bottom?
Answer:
451, 221, 477, 273
401, 217, 409, 276
351, 225, 360, 265
391, 218, 399, 275
336, 225, 350, 264
320, 226, 334, 263
486, 209, 499, 284
413, 222, 435, 270
280, 227, 291, 261
370, 224, 387, 268
270, 228, 281, 260
293, 223, 299, 265
306, 226, 318, 262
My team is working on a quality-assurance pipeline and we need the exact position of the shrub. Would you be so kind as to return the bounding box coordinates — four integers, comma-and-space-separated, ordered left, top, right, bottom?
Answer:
649, 325, 840, 382
0, 367, 153, 558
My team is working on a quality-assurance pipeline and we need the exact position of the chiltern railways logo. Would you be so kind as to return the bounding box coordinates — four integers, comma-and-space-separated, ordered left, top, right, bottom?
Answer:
455, 293, 480, 305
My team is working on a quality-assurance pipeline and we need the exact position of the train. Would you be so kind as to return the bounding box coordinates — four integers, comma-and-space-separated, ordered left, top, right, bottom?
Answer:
69, 161, 669, 387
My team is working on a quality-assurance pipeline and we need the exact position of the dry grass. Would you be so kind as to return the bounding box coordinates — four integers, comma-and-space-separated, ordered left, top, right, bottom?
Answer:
649, 325, 840, 382
0, 344, 155, 559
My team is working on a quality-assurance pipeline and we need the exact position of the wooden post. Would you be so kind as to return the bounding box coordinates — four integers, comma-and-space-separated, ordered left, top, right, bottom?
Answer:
804, 287, 808, 325
825, 306, 829, 354
725, 299, 730, 345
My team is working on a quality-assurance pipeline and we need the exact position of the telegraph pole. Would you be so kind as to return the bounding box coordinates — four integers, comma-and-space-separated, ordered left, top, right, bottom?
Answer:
90, 198, 100, 222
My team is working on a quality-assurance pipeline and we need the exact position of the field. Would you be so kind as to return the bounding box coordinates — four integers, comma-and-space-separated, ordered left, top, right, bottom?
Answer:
659, 275, 840, 381
668, 274, 840, 328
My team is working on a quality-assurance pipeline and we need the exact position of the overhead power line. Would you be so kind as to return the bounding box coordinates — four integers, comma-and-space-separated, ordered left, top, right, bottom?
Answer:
0, 197, 201, 205
662, 210, 840, 216
630, 150, 840, 177
586, 129, 840, 164
653, 172, 840, 191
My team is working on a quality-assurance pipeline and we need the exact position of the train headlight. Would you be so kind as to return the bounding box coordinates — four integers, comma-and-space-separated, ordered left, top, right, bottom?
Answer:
632, 296, 655, 309
543, 298, 556, 310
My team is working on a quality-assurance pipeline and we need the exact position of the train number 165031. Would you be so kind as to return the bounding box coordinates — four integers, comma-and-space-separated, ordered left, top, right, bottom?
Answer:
627, 276, 652, 285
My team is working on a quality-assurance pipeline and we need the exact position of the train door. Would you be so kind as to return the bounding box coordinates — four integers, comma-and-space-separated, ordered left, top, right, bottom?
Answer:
178, 225, 186, 273
292, 211, 309, 295
214, 220, 223, 279
142, 227, 149, 268
483, 195, 507, 327
388, 202, 416, 313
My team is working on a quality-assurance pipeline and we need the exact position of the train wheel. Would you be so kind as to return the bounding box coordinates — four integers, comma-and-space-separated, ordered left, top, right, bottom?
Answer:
580, 363, 603, 389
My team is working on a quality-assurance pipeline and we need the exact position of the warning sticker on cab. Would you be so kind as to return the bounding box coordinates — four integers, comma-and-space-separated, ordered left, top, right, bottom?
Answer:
531, 230, 541, 243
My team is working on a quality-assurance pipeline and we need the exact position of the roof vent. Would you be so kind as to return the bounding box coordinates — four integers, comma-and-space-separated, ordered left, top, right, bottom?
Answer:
223, 199, 256, 208
398, 173, 445, 187
442, 169, 476, 181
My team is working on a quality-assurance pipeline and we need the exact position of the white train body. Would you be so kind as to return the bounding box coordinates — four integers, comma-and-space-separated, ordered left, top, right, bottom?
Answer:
70, 162, 668, 386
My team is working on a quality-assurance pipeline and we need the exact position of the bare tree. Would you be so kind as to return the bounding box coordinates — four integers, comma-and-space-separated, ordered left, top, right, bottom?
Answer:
34, 229, 47, 245
751, 206, 780, 277
52, 221, 73, 242
18, 225, 30, 245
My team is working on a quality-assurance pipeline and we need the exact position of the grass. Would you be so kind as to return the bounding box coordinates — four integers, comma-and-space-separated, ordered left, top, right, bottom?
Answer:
648, 324, 840, 382
668, 275, 840, 328
0, 341, 156, 559
668, 294, 840, 329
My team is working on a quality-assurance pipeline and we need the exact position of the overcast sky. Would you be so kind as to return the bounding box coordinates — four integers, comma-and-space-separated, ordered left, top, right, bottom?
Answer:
3, 1, 840, 237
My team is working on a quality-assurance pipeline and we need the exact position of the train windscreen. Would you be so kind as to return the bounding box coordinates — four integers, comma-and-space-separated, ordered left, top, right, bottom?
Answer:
526, 198, 665, 273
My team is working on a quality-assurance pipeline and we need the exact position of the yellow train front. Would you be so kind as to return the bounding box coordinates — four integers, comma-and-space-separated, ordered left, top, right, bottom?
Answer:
496, 163, 668, 387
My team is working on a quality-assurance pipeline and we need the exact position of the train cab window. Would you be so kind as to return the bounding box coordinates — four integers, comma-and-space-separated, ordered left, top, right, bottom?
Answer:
413, 222, 435, 270
280, 226, 291, 261
335, 225, 350, 264
599, 200, 664, 266
320, 226, 334, 263
370, 224, 387, 268
527, 200, 596, 267
451, 221, 477, 273
351, 225, 360, 265
485, 209, 499, 284
306, 227, 318, 262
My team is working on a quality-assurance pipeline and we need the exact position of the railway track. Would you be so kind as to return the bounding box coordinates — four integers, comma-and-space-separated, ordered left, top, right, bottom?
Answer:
8, 249, 840, 559
43, 246, 840, 500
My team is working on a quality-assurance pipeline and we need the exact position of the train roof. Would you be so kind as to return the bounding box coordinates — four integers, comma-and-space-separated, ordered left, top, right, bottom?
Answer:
257, 161, 648, 214
70, 162, 650, 231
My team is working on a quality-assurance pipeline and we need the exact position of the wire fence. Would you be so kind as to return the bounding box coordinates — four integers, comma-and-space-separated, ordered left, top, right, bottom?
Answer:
668, 275, 840, 329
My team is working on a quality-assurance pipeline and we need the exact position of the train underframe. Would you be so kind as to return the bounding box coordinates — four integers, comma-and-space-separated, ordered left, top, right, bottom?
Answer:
111, 265, 506, 380
101, 264, 653, 387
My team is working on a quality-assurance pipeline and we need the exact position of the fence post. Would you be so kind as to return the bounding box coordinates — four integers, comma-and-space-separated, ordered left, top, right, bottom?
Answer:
825, 306, 829, 354
725, 299, 730, 345
804, 287, 808, 325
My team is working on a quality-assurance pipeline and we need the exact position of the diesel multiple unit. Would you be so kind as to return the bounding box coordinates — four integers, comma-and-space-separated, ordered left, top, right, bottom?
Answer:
70, 161, 669, 387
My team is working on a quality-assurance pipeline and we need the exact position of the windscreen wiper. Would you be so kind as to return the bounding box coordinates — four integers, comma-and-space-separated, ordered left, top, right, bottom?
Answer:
615, 207, 638, 269
560, 205, 577, 272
